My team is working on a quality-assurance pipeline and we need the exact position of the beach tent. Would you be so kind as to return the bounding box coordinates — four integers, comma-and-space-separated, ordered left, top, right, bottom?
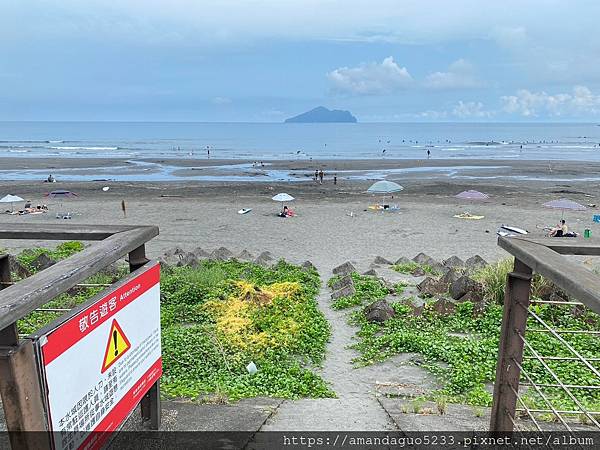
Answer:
366, 180, 404, 208
45, 190, 78, 213
0, 194, 24, 212
543, 198, 586, 219
272, 193, 295, 214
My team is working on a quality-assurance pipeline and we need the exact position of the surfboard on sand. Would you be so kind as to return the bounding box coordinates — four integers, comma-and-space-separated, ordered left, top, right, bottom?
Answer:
238, 208, 252, 214
500, 225, 528, 235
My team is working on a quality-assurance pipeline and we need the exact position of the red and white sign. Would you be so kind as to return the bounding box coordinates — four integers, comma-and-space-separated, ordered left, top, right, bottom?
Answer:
37, 263, 162, 450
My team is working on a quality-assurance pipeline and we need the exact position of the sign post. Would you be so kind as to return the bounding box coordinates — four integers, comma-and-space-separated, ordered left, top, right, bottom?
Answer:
32, 262, 162, 450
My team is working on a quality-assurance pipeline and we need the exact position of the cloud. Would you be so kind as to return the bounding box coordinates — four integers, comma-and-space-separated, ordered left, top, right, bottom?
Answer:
423, 59, 483, 90
452, 100, 492, 118
327, 57, 413, 95
212, 96, 232, 105
501, 85, 600, 117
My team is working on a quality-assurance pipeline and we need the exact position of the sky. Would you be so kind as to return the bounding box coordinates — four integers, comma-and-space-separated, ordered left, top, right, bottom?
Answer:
2, 0, 600, 122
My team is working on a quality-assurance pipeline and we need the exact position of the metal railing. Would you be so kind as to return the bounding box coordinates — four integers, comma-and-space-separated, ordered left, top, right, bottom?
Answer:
491, 237, 600, 433
0, 224, 159, 449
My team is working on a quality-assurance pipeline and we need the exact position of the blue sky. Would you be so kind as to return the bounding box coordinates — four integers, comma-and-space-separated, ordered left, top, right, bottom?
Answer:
2, 0, 600, 122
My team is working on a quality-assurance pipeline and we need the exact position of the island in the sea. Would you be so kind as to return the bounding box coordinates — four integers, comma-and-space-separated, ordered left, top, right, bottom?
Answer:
284, 106, 357, 123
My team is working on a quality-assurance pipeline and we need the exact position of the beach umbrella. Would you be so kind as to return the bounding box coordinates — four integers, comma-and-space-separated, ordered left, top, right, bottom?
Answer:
272, 193, 295, 213
367, 180, 404, 207
367, 180, 404, 194
0, 194, 24, 212
455, 190, 489, 200
272, 193, 295, 202
543, 198, 586, 219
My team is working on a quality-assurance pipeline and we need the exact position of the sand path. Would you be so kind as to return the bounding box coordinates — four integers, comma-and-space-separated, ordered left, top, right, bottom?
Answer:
259, 261, 397, 431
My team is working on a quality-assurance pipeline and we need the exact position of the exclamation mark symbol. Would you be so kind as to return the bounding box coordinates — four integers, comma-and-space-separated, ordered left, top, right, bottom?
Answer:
113, 330, 118, 356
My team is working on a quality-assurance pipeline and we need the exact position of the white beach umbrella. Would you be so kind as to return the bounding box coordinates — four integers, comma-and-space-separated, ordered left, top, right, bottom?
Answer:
272, 193, 295, 214
366, 180, 404, 207
272, 193, 295, 202
0, 194, 24, 212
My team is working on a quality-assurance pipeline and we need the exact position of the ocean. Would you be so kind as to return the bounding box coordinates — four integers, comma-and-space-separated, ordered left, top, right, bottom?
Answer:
1, 121, 600, 161
1, 121, 599, 182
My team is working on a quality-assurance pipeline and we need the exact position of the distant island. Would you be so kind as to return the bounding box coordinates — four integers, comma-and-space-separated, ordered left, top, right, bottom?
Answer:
284, 106, 357, 123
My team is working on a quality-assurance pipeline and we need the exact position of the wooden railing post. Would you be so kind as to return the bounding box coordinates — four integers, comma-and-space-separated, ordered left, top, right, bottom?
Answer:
0, 255, 50, 449
490, 258, 533, 431
128, 245, 161, 430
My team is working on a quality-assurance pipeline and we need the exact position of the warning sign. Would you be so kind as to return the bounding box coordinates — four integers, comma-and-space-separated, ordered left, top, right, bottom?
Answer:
35, 263, 161, 450
101, 319, 131, 373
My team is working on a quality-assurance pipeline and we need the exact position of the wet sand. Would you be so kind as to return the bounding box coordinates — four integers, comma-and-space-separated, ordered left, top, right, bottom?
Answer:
1, 157, 598, 267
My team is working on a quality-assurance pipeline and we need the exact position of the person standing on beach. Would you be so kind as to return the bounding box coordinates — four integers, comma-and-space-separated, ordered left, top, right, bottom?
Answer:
427, 149, 431, 159
314, 169, 318, 182
207, 146, 210, 158
121, 200, 127, 218
333, 174, 337, 185
318, 169, 324, 184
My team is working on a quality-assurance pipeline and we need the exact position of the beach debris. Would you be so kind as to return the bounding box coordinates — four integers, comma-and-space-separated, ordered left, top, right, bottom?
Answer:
465, 255, 487, 271
362, 268, 379, 277
193, 247, 210, 258
210, 247, 234, 261
301, 260, 316, 271
373, 256, 393, 266
394, 256, 412, 265
237, 249, 254, 261
30, 253, 56, 272
417, 277, 448, 297
331, 283, 356, 300
102, 186, 110, 191
331, 274, 354, 291
246, 361, 258, 375
332, 261, 356, 276
8, 255, 31, 279
449, 276, 483, 300
443, 256, 465, 269
254, 251, 275, 267
364, 299, 395, 323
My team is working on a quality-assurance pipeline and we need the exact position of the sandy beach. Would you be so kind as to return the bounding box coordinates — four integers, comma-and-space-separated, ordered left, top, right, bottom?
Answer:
1, 158, 598, 267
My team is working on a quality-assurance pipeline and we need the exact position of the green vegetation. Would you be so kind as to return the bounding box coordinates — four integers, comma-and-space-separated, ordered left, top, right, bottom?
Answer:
472, 258, 551, 305
16, 241, 84, 273
331, 259, 600, 417
393, 262, 439, 276
328, 273, 388, 310
14, 243, 333, 402
160, 260, 333, 400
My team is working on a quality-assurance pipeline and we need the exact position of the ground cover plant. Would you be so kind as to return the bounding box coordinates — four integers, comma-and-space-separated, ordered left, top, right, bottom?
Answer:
392, 261, 440, 276
160, 260, 333, 400
11, 244, 333, 402
327, 273, 388, 310
332, 263, 600, 419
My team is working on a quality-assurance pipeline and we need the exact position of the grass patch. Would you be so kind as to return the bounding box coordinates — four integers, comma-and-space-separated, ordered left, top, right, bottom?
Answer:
160, 260, 333, 400
393, 262, 439, 276
14, 243, 333, 402
16, 241, 84, 273
329, 273, 388, 310
350, 295, 600, 414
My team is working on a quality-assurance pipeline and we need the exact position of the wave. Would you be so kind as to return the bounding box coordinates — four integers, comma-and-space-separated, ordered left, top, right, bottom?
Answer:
49, 146, 119, 151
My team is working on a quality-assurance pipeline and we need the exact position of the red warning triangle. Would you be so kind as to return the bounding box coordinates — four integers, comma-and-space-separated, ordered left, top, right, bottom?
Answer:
101, 319, 131, 373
